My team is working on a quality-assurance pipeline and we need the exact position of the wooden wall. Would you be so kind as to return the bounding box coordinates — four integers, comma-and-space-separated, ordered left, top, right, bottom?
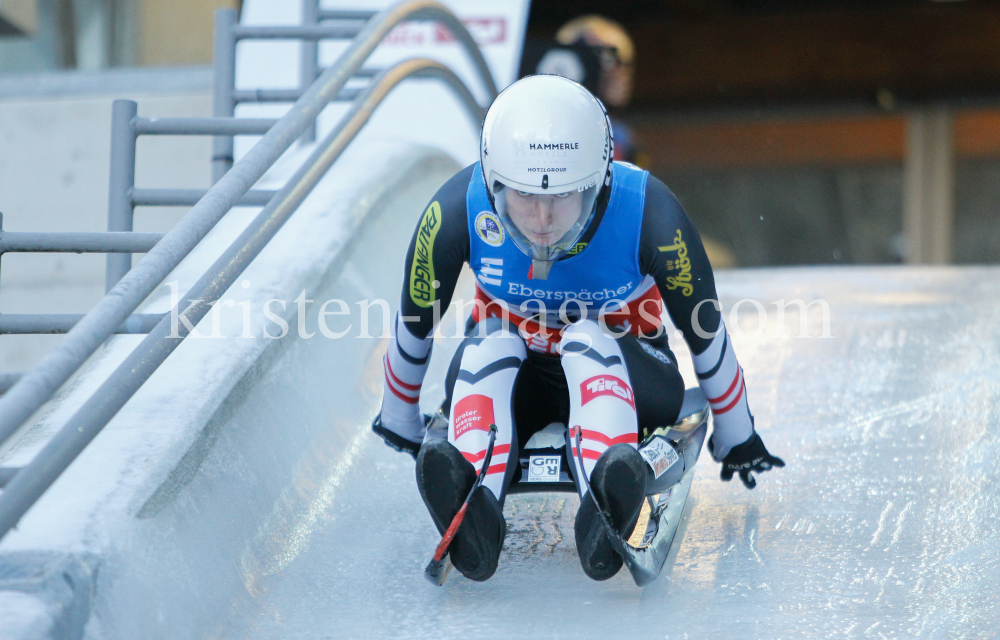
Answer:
632, 109, 1000, 172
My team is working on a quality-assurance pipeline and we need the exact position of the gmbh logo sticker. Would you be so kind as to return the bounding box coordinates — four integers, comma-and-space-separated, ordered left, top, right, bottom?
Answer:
527, 455, 562, 482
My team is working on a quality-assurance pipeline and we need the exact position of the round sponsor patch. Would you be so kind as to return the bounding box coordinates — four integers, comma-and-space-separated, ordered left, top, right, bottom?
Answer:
475, 211, 505, 247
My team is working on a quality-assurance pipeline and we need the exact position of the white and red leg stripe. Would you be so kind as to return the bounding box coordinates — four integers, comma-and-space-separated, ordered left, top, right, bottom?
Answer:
379, 313, 432, 439
461, 443, 512, 477
560, 320, 641, 481
448, 324, 526, 500
569, 426, 638, 462
692, 321, 754, 460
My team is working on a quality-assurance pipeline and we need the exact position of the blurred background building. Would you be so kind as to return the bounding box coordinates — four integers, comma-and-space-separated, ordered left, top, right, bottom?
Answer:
526, 0, 1000, 268
2, 0, 1000, 268
0, 0, 237, 70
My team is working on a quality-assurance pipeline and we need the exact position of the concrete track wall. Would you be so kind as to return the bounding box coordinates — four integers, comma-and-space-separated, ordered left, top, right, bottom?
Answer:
0, 142, 460, 639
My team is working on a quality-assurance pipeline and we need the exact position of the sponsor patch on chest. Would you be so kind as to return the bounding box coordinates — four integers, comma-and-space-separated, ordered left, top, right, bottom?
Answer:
475, 211, 505, 247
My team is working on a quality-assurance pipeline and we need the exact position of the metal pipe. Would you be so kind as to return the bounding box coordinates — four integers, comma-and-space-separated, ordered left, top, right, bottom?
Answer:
0, 314, 163, 335
0, 57, 484, 540
318, 10, 376, 21
0, 213, 3, 312
408, 3, 497, 98
135, 117, 277, 136
132, 189, 276, 207
105, 100, 138, 292
233, 25, 363, 40
233, 89, 304, 103
212, 9, 238, 184
301, 0, 319, 144
351, 67, 381, 78
0, 0, 497, 540
233, 87, 362, 103
0, 232, 163, 254
0, 0, 497, 456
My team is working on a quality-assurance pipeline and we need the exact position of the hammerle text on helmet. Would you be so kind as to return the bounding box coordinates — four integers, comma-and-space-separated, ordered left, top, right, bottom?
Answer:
529, 143, 579, 150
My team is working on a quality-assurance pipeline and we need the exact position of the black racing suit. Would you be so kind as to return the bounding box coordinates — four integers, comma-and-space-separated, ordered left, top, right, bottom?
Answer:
380, 163, 756, 462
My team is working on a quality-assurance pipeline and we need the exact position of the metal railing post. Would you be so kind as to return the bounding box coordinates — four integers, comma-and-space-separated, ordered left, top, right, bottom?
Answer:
0, 58, 483, 541
0, 0, 498, 541
0, 212, 4, 311
105, 100, 138, 293
300, 0, 319, 144
212, 9, 238, 184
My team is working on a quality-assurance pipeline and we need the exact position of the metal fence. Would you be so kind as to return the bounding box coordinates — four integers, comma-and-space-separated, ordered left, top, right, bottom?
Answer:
0, 0, 496, 540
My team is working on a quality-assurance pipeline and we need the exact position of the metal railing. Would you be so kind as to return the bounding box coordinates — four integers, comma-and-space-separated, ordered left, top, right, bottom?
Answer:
0, 0, 496, 540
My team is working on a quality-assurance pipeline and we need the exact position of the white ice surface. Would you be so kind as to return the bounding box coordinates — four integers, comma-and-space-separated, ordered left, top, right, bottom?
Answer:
0, 592, 52, 640
211, 266, 1000, 640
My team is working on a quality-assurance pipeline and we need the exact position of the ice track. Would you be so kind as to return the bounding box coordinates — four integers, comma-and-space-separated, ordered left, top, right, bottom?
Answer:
217, 267, 1000, 640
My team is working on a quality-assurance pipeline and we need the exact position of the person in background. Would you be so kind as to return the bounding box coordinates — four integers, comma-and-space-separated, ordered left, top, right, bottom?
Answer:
555, 16, 638, 163
523, 17, 738, 267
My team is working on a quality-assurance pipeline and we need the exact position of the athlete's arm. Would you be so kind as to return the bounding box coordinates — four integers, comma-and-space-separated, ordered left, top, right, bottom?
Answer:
375, 164, 473, 455
398, 164, 474, 337
638, 176, 719, 355
638, 176, 756, 462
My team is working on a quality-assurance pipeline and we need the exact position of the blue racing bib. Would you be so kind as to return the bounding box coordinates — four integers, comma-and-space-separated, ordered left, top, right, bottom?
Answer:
467, 161, 649, 321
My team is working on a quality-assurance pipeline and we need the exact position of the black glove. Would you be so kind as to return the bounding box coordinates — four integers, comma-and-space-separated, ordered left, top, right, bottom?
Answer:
371, 413, 422, 460
714, 431, 784, 489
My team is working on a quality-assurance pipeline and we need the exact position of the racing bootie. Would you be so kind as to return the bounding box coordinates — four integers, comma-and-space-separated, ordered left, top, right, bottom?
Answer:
416, 439, 506, 581
574, 443, 649, 581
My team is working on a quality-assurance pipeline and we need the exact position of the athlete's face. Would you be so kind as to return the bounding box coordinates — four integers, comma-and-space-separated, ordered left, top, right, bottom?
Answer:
504, 189, 583, 247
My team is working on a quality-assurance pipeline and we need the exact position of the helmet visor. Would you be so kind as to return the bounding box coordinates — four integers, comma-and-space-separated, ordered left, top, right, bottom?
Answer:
491, 178, 601, 262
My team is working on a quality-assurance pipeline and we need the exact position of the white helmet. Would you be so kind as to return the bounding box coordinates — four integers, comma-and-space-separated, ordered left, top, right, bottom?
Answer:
481, 75, 613, 274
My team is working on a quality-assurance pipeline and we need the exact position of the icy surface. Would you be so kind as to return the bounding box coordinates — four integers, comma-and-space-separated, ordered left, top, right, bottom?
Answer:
216, 266, 1000, 640
0, 592, 52, 640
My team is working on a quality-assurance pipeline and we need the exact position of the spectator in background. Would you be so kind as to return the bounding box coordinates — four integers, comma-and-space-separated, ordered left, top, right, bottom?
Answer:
520, 16, 639, 163
555, 16, 638, 163
518, 15, 735, 267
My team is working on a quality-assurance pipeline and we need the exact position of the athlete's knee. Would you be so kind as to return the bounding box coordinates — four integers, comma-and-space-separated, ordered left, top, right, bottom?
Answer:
460, 318, 527, 369
467, 316, 517, 340
559, 319, 621, 362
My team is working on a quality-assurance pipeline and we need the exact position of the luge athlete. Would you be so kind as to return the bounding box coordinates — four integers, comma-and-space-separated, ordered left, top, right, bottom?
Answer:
373, 75, 783, 582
